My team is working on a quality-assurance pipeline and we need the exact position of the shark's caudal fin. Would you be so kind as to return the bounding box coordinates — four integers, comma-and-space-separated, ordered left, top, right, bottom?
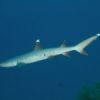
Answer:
75, 33, 100, 56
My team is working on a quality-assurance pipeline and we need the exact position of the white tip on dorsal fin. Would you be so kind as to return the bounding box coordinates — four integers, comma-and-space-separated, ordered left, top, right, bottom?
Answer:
34, 39, 42, 50
36, 39, 40, 43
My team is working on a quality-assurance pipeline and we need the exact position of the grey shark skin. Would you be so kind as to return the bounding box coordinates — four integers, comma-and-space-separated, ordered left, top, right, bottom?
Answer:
0, 33, 100, 68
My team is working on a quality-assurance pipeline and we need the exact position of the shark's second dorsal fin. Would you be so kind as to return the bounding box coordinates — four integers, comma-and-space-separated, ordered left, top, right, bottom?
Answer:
60, 40, 67, 47
34, 39, 42, 50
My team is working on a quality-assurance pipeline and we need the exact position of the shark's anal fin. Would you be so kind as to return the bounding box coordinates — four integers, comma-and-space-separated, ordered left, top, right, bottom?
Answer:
34, 39, 42, 50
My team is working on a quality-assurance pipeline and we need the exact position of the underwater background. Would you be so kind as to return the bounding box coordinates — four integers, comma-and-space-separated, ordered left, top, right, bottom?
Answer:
0, 0, 100, 100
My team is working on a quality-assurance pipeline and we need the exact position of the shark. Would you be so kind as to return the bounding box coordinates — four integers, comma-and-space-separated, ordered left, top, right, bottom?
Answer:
0, 33, 100, 68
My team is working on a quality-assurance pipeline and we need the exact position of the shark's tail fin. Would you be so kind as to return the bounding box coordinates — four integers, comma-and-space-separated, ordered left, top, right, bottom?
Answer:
75, 33, 100, 56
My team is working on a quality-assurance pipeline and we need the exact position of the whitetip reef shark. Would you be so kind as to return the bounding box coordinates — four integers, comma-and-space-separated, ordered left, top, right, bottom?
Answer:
0, 33, 100, 68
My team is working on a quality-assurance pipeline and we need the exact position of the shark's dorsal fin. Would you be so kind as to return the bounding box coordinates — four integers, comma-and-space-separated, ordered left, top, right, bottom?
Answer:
60, 40, 67, 47
34, 39, 42, 50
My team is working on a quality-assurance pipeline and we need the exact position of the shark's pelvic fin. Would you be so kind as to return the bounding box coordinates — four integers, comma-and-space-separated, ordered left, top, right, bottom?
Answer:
62, 52, 70, 57
75, 33, 100, 55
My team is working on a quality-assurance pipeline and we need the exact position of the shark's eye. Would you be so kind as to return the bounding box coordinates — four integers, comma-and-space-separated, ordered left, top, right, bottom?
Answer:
44, 54, 46, 56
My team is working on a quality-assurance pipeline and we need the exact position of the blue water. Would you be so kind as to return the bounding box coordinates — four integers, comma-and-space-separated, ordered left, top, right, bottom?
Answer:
0, 0, 100, 100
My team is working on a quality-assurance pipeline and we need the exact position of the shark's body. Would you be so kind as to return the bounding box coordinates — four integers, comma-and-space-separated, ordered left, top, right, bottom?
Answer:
0, 33, 100, 68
